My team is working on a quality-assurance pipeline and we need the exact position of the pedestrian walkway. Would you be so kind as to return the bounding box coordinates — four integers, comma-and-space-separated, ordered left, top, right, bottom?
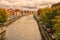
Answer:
5, 15, 42, 40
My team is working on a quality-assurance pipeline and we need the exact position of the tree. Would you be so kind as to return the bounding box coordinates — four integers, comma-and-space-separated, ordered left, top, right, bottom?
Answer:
52, 2, 60, 7
0, 8, 8, 23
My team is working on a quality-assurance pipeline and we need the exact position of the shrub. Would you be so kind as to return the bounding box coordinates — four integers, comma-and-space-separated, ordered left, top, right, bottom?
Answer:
37, 6, 60, 40
0, 9, 8, 23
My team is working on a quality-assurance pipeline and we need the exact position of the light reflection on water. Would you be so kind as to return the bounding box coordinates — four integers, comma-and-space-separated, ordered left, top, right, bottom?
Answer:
0, 15, 42, 40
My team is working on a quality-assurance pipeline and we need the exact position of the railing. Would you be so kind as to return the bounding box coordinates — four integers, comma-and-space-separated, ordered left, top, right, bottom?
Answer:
33, 15, 53, 40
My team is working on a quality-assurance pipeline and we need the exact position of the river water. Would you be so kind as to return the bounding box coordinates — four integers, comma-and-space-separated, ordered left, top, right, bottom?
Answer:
0, 15, 42, 40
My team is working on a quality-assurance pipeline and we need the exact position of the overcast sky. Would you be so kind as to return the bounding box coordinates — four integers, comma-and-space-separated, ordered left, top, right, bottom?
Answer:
0, 0, 60, 9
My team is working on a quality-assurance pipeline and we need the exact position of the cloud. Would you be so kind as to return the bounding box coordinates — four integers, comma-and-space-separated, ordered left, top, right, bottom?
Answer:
0, 0, 60, 9
0, 0, 60, 5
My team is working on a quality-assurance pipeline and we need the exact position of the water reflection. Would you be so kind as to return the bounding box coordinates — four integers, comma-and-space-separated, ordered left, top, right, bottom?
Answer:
0, 15, 42, 40
0, 31, 6, 40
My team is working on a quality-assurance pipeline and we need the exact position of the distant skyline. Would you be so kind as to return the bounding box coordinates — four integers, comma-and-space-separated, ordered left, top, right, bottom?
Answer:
0, 0, 60, 9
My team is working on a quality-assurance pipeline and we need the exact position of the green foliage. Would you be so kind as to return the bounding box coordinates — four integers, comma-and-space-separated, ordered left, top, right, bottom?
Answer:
37, 6, 60, 40
52, 2, 60, 7
0, 9, 8, 23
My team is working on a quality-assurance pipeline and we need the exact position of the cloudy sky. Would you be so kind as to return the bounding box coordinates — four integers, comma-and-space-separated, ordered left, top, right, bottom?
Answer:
0, 0, 60, 9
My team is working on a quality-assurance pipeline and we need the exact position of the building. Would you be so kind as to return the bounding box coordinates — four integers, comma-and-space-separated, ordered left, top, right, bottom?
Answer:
14, 9, 23, 17
22, 10, 37, 15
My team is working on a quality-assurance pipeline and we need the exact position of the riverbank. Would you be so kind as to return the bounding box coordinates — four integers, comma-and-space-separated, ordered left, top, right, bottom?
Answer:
34, 15, 53, 40
0, 16, 22, 39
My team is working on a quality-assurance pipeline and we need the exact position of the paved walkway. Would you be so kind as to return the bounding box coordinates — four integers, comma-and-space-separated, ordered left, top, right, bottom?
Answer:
5, 15, 42, 40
